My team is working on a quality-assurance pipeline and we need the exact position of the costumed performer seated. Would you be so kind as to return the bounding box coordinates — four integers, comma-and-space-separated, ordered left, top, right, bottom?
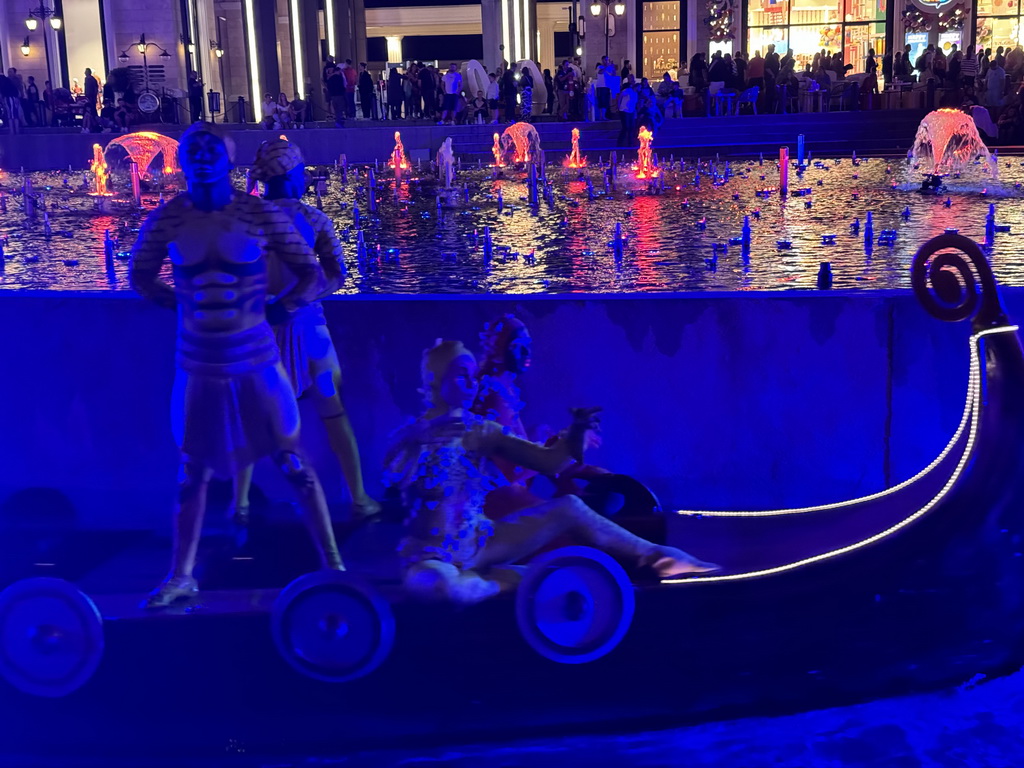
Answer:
385, 339, 718, 605
129, 122, 343, 608
229, 137, 380, 525
474, 314, 610, 513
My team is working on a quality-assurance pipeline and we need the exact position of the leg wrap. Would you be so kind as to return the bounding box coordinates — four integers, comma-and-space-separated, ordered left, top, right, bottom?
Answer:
276, 451, 316, 495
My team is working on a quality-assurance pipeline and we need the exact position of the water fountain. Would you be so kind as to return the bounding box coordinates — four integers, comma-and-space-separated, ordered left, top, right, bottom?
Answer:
635, 128, 659, 180
501, 122, 541, 166
491, 133, 503, 168
436, 137, 456, 190
90, 145, 111, 197
910, 109, 993, 192
564, 127, 586, 168
104, 132, 179, 180
389, 131, 410, 176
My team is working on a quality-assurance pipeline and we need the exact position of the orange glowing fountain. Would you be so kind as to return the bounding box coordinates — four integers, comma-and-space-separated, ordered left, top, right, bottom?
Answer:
635, 127, 660, 180
104, 131, 180, 179
90, 144, 111, 196
501, 122, 541, 165
564, 127, 586, 168
389, 131, 410, 171
491, 132, 504, 167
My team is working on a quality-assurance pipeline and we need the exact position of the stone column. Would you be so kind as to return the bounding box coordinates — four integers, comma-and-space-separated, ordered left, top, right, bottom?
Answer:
253, 0, 280, 102
481, 0, 538, 70
298, 0, 322, 114
351, 0, 367, 66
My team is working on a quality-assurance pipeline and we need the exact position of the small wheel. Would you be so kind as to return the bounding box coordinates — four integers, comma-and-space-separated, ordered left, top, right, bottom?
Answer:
271, 571, 394, 683
516, 546, 635, 664
0, 578, 104, 697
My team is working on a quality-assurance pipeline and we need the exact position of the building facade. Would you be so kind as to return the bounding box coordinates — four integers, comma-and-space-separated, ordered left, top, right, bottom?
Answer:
0, 0, 1015, 122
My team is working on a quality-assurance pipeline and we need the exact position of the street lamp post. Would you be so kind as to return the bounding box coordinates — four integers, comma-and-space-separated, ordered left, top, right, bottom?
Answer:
24, 2, 64, 88
589, 0, 626, 59
118, 34, 172, 117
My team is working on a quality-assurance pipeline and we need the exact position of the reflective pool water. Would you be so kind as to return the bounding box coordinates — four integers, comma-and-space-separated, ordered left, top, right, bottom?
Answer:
0, 155, 1022, 294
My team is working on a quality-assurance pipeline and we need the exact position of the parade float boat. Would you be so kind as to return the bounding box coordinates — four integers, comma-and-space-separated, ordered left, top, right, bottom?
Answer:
1, 232, 1023, 762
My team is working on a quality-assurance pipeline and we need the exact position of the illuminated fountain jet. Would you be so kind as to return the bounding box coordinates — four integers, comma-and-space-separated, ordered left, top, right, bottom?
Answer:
563, 127, 586, 168
501, 122, 542, 166
436, 137, 456, 189
491, 132, 504, 168
389, 131, 410, 172
104, 131, 179, 179
89, 144, 111, 197
910, 109, 993, 193
635, 127, 660, 180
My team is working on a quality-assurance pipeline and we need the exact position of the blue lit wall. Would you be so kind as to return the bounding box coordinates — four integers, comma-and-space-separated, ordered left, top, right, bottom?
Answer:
0, 289, 1006, 529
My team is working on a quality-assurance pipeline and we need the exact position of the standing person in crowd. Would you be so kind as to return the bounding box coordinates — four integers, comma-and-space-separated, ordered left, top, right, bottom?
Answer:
441, 62, 462, 125
519, 64, 534, 120
503, 64, 519, 122
543, 68, 555, 114
882, 49, 893, 84
688, 52, 708, 91
554, 60, 574, 120
358, 63, 376, 119
596, 55, 616, 120
25, 76, 40, 127
387, 67, 404, 119
901, 44, 915, 80
342, 59, 358, 118
486, 72, 501, 123
707, 51, 729, 96
616, 80, 637, 146
960, 48, 979, 94
6, 68, 25, 131
187, 71, 204, 123
0, 72, 20, 134
1006, 44, 1024, 76
765, 44, 780, 76
326, 67, 346, 127
985, 56, 1007, 106
620, 59, 632, 81
419, 64, 436, 121
43, 80, 54, 125
865, 48, 877, 76
947, 44, 962, 87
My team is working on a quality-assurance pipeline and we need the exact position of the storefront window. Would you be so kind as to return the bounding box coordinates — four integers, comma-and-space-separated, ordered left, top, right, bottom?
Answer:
748, 0, 883, 70
845, 0, 885, 22
844, 22, 885, 68
641, 1, 682, 78
976, 15, 1021, 50
748, 0, 790, 30
976, 0, 1022, 53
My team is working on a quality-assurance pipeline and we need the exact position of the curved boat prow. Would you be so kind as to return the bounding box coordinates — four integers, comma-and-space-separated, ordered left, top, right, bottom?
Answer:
671, 234, 1024, 582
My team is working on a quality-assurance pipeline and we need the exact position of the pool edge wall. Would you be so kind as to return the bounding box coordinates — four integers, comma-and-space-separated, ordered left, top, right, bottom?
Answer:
0, 288, 1006, 531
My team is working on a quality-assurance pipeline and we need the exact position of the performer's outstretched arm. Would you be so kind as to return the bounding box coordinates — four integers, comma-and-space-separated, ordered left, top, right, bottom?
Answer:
128, 208, 176, 309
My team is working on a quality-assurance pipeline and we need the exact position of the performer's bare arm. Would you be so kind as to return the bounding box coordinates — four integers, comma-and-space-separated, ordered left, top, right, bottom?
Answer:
128, 206, 177, 310
264, 205, 323, 311
312, 209, 346, 299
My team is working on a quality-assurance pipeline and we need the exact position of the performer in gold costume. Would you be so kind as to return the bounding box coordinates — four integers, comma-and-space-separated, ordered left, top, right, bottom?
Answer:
129, 123, 343, 608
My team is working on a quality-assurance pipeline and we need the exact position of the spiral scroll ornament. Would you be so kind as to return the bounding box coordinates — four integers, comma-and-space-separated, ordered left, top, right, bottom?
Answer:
912, 233, 1006, 327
